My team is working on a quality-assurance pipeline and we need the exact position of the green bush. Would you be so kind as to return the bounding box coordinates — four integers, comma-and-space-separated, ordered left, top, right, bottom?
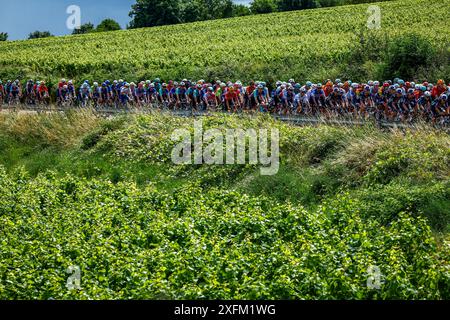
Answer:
0, 169, 448, 299
380, 33, 436, 80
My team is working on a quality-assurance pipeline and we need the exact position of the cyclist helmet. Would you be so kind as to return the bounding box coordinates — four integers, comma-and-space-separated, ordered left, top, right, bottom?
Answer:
396, 88, 403, 94
180, 82, 186, 86
405, 81, 410, 87
441, 94, 448, 100
63, 85, 68, 89
335, 79, 341, 84
421, 86, 427, 91
162, 83, 167, 87
154, 78, 160, 83
113, 80, 118, 84
306, 81, 312, 87
407, 88, 414, 94
258, 84, 264, 89
93, 82, 98, 86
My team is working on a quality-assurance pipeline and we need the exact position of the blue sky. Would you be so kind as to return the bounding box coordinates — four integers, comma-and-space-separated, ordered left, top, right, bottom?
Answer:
0, 0, 251, 40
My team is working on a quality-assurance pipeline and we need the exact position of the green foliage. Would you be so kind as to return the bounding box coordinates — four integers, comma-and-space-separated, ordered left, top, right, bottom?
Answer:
0, 0, 447, 83
251, 0, 278, 14
28, 31, 53, 40
129, 0, 182, 28
0, 32, 7, 41
72, 23, 95, 35
0, 112, 449, 299
380, 33, 437, 80
96, 19, 122, 33
278, 0, 318, 11
0, 170, 448, 299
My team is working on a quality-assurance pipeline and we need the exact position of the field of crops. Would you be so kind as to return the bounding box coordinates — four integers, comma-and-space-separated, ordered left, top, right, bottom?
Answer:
0, 0, 448, 84
0, 111, 449, 299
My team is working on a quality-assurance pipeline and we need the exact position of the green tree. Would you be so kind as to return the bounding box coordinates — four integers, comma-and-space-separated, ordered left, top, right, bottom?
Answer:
96, 19, 122, 32
233, 4, 252, 16
28, 31, 53, 39
180, 0, 205, 23
72, 23, 95, 35
129, 0, 182, 28
250, 0, 278, 14
0, 32, 7, 41
278, 0, 318, 11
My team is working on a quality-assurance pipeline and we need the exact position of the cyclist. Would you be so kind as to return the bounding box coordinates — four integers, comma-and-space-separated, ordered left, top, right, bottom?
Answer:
203, 87, 217, 111
176, 82, 188, 110
9, 80, 22, 105
158, 83, 171, 108
25, 80, 35, 105
37, 81, 49, 105
431, 94, 448, 124
79, 83, 91, 107
224, 84, 240, 113
254, 84, 269, 112
0, 80, 5, 105
432, 79, 447, 98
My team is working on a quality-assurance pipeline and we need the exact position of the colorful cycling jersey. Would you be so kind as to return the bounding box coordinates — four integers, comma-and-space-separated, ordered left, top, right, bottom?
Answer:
205, 92, 216, 102
10, 83, 20, 93
159, 88, 169, 98
253, 89, 267, 99
346, 90, 360, 105
176, 87, 187, 97
418, 96, 432, 106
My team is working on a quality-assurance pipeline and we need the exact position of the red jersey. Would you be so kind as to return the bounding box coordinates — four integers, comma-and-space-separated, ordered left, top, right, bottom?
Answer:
432, 85, 446, 98
225, 90, 238, 101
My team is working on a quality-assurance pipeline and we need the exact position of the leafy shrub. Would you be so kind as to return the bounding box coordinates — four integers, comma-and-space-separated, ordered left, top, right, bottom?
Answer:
0, 170, 448, 299
380, 33, 436, 80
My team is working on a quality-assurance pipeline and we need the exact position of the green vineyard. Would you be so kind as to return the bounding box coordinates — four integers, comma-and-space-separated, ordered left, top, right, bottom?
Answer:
0, 0, 448, 84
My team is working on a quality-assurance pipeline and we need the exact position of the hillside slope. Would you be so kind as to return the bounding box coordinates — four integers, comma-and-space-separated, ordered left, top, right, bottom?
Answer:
0, 0, 448, 83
